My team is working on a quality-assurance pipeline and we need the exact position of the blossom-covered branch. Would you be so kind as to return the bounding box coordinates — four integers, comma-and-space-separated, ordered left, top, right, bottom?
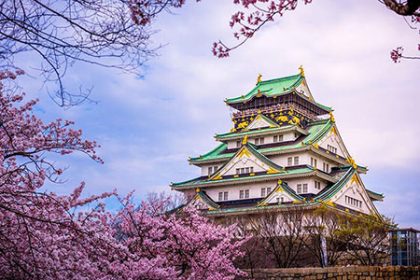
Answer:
212, 0, 312, 58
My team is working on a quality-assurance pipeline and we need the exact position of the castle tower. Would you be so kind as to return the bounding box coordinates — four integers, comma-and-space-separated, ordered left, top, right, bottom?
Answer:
171, 69, 383, 217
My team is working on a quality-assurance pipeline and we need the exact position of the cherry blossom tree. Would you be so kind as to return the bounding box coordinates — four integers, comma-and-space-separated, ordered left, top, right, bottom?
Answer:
212, 0, 420, 62
114, 194, 246, 279
0, 71, 245, 279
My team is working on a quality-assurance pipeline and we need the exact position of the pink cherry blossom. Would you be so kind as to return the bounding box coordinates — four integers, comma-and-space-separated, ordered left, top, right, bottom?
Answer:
0, 70, 246, 279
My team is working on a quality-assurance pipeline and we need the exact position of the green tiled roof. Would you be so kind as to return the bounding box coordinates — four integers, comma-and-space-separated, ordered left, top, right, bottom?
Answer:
191, 120, 333, 163
225, 74, 303, 104
196, 191, 220, 209
171, 166, 315, 188
315, 168, 354, 201
215, 125, 295, 140
206, 201, 320, 216
224, 73, 332, 112
366, 189, 384, 201
261, 180, 305, 203
190, 143, 227, 162
246, 143, 284, 171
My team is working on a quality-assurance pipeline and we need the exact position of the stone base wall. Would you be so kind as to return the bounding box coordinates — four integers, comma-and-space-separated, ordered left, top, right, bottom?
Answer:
240, 266, 420, 280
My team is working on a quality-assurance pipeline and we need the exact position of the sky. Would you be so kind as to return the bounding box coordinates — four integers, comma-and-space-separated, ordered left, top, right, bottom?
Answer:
17, 0, 420, 227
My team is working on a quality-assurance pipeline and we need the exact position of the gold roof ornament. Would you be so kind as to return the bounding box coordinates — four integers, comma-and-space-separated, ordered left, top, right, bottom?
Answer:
298, 65, 305, 77
256, 73, 262, 84
195, 188, 200, 193
347, 156, 358, 169
242, 135, 248, 145
329, 112, 335, 123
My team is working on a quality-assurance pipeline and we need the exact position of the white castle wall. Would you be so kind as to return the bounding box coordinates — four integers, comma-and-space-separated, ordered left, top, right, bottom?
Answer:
269, 153, 337, 172
226, 131, 298, 149
331, 179, 373, 215
286, 178, 328, 195
200, 151, 340, 176
205, 181, 278, 202
318, 131, 347, 158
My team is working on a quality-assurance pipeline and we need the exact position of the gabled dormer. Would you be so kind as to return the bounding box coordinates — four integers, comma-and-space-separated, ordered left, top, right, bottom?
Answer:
245, 114, 279, 130
209, 139, 284, 181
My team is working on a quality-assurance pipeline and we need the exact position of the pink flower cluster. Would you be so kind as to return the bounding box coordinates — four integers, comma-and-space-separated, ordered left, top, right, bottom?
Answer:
0, 71, 246, 279
390, 47, 403, 63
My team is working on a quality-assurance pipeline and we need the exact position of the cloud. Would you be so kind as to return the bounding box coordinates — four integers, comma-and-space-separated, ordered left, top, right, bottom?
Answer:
18, 0, 420, 225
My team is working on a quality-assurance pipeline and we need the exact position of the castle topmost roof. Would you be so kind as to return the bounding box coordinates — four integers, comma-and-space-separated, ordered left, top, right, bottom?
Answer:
224, 72, 332, 112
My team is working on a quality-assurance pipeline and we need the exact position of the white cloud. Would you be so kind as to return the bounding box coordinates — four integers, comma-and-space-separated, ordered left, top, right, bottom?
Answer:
20, 0, 420, 224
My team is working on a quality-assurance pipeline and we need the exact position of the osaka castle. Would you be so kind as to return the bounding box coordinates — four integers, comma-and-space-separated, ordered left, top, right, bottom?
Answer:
171, 68, 384, 217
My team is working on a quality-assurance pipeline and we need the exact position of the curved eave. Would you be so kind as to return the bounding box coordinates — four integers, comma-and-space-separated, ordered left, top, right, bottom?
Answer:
215, 125, 308, 141
196, 191, 220, 209
367, 189, 384, 202
315, 168, 355, 201
171, 167, 336, 190
225, 74, 303, 105
207, 202, 320, 217
206, 143, 285, 181
191, 120, 335, 165
259, 181, 305, 205
189, 143, 227, 162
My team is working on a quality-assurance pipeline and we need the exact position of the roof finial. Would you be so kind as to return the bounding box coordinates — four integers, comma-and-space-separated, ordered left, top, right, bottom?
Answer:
256, 73, 262, 84
329, 112, 335, 123
298, 65, 305, 77
242, 135, 248, 145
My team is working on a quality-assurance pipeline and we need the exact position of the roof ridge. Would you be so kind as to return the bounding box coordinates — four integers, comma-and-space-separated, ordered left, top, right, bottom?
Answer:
246, 143, 285, 171
315, 167, 355, 200
190, 142, 226, 161
258, 73, 301, 85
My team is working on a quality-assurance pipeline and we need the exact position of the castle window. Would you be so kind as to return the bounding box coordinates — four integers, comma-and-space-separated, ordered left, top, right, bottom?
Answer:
315, 181, 321, 190
255, 137, 264, 145
218, 192, 223, 201
273, 135, 284, 143
345, 195, 362, 208
303, 183, 308, 193
311, 157, 318, 168
208, 166, 213, 175
238, 167, 253, 175
287, 157, 293, 166
280, 197, 284, 203
294, 156, 299, 165
323, 162, 330, 173
327, 144, 338, 154
297, 184, 302, 194
223, 191, 228, 201
236, 141, 241, 148
240, 189, 250, 199
261, 187, 272, 197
